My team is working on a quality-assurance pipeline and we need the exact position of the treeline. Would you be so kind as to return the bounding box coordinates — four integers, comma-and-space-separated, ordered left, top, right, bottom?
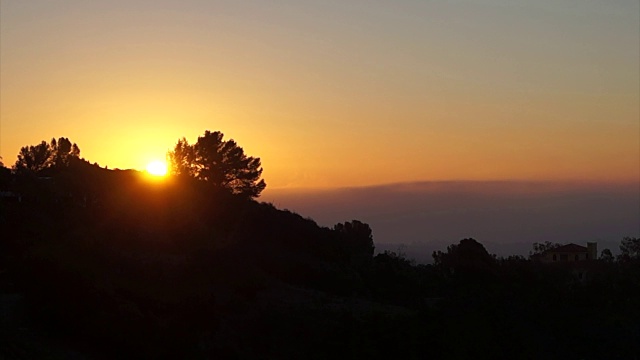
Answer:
1, 134, 639, 359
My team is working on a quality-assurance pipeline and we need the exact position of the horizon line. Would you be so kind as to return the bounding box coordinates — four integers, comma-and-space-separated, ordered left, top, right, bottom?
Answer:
264, 178, 640, 192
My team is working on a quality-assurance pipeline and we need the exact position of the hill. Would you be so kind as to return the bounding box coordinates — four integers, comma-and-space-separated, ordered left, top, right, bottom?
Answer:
1, 161, 639, 358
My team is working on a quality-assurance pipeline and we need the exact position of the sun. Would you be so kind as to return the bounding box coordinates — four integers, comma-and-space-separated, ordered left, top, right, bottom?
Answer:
146, 160, 168, 176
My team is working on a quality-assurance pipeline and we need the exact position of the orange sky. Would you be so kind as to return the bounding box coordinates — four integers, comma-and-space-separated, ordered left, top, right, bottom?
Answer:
1, 1, 639, 188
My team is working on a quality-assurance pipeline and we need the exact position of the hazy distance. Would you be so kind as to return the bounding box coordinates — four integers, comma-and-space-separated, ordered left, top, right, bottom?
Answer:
262, 181, 640, 263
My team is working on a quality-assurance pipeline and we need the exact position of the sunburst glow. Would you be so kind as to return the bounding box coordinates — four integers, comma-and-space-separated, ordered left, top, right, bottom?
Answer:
146, 160, 168, 176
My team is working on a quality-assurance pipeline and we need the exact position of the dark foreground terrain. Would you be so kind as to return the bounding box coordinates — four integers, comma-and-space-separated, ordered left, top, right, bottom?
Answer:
1, 162, 639, 359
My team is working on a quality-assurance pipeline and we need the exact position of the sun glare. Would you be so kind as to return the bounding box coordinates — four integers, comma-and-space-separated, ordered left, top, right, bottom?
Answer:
146, 160, 168, 176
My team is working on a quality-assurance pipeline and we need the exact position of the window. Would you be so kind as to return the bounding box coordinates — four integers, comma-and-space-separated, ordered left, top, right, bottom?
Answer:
575, 254, 579, 261
553, 254, 557, 261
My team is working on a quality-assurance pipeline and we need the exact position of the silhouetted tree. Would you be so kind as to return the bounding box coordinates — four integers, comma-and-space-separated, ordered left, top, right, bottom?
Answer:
600, 248, 614, 262
13, 137, 81, 174
14, 141, 52, 174
529, 241, 562, 259
168, 138, 194, 177
618, 237, 640, 262
50, 137, 81, 168
333, 220, 375, 267
168, 130, 266, 198
433, 238, 496, 276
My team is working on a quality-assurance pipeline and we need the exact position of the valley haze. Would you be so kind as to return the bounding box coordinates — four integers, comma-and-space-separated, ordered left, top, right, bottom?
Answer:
262, 180, 640, 263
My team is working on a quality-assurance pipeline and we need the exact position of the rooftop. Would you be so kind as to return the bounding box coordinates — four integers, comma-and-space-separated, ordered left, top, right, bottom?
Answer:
544, 243, 588, 254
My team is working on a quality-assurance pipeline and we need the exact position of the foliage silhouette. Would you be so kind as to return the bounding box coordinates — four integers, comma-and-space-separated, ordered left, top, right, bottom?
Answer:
618, 236, 640, 262
432, 238, 496, 274
13, 137, 81, 174
529, 240, 562, 258
600, 248, 614, 262
50, 137, 81, 169
14, 141, 52, 173
167, 130, 266, 198
333, 220, 375, 268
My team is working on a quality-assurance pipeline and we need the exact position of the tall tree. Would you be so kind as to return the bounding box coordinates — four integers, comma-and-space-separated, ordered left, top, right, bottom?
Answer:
600, 248, 614, 262
529, 241, 562, 258
14, 141, 53, 173
618, 237, 640, 262
13, 137, 81, 174
433, 238, 496, 276
333, 220, 375, 267
51, 137, 81, 168
167, 138, 195, 177
168, 130, 266, 198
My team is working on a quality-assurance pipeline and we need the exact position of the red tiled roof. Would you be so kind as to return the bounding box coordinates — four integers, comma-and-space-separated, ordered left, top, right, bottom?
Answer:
545, 243, 588, 254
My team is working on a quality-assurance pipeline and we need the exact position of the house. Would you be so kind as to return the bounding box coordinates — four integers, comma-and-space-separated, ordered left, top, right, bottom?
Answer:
539, 242, 597, 263
537, 242, 598, 283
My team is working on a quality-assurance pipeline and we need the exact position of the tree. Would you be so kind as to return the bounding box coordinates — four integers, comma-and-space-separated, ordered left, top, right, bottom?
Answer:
432, 238, 496, 276
167, 138, 194, 177
600, 249, 614, 262
13, 137, 81, 174
333, 220, 375, 267
50, 137, 81, 168
618, 237, 640, 262
529, 241, 562, 259
167, 130, 266, 198
14, 141, 53, 173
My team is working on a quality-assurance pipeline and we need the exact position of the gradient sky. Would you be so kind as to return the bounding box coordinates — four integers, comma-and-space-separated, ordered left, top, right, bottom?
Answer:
2, 0, 639, 188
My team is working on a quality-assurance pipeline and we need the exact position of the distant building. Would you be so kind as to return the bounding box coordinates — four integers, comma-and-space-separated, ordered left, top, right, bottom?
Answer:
537, 242, 598, 283
539, 242, 597, 263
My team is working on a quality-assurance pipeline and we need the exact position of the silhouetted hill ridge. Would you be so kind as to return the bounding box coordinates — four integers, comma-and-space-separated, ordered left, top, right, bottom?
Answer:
1, 163, 639, 358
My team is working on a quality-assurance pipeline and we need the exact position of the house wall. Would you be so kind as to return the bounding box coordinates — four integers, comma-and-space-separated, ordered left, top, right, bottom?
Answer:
543, 251, 588, 262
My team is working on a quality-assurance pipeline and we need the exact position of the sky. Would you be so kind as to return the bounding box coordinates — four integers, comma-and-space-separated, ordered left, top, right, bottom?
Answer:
1, 0, 639, 189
